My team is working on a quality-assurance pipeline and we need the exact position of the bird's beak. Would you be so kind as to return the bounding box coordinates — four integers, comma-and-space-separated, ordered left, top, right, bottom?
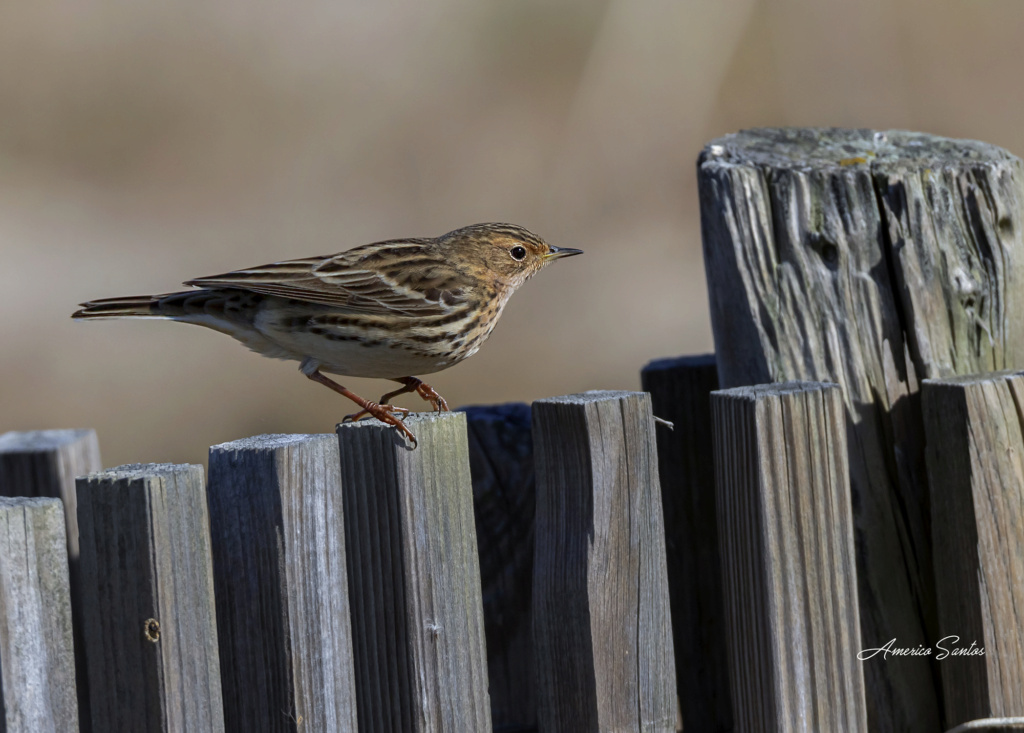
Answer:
543, 246, 584, 261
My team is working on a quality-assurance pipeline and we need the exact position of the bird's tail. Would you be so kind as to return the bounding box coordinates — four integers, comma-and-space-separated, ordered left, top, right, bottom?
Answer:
71, 290, 244, 320
72, 294, 171, 319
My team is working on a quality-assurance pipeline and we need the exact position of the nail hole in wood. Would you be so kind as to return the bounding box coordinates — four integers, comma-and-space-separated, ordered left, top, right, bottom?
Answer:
145, 618, 160, 643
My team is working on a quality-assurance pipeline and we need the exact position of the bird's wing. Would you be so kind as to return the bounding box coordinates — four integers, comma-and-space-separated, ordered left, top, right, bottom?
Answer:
185, 240, 472, 316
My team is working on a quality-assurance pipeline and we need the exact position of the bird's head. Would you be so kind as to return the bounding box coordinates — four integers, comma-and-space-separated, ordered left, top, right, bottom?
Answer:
441, 223, 582, 289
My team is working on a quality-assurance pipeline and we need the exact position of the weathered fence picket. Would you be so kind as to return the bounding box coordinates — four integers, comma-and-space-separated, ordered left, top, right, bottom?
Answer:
641, 355, 731, 733
531, 391, 676, 733
0, 429, 99, 564
0, 428, 101, 732
463, 404, 536, 732
711, 381, 866, 733
337, 412, 491, 733
76, 463, 224, 732
700, 127, 1024, 732
0, 496, 79, 732
207, 434, 358, 732
945, 719, 1024, 732
922, 372, 1024, 726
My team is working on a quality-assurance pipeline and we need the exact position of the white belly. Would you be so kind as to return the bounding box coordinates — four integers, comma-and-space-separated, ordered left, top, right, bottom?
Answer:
251, 302, 453, 379
176, 294, 480, 379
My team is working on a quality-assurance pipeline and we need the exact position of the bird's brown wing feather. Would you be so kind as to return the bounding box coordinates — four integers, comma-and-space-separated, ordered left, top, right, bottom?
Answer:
184, 239, 472, 317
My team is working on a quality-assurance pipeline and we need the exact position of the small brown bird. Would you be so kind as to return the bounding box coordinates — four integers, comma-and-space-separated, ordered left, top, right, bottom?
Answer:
73, 223, 582, 445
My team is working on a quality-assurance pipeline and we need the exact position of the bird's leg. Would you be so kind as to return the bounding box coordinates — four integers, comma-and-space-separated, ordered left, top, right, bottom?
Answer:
379, 376, 450, 412
304, 367, 416, 446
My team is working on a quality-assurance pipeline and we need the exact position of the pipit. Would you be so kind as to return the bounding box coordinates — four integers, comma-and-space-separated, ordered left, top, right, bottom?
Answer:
73, 222, 582, 446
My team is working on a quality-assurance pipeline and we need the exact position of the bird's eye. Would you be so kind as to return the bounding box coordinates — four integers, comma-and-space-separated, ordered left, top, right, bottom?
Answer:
510, 245, 527, 261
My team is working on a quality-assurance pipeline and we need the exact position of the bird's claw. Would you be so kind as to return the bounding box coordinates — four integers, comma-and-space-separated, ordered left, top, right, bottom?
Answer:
343, 402, 417, 446
416, 383, 449, 412
343, 402, 411, 423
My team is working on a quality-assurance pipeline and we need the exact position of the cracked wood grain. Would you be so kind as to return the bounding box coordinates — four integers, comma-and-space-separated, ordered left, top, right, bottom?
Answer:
462, 404, 536, 732
641, 355, 731, 733
207, 434, 358, 733
923, 372, 1024, 727
699, 127, 1024, 731
0, 497, 79, 732
711, 381, 866, 733
532, 391, 676, 733
336, 412, 490, 733
0, 429, 101, 732
77, 463, 224, 732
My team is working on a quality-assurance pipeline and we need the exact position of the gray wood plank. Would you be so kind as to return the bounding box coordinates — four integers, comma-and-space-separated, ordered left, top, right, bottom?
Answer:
207, 433, 358, 733
462, 404, 535, 733
532, 390, 676, 733
0, 497, 79, 733
77, 463, 224, 732
0, 429, 101, 733
945, 719, 1024, 732
923, 372, 1024, 726
641, 355, 730, 733
0, 429, 100, 562
711, 381, 866, 733
337, 412, 490, 733
699, 127, 1024, 731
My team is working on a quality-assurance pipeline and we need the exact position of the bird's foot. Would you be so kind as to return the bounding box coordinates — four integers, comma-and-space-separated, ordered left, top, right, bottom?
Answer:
415, 382, 449, 412
378, 377, 449, 413
303, 366, 418, 446
343, 401, 411, 423
342, 403, 416, 446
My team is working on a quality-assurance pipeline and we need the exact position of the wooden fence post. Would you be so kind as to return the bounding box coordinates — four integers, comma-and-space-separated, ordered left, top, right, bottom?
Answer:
532, 391, 676, 733
463, 404, 535, 732
711, 381, 866, 732
337, 412, 490, 733
0, 497, 79, 731
0, 429, 101, 731
77, 464, 224, 732
700, 127, 1024, 732
0, 429, 100, 565
944, 718, 1024, 732
207, 434, 358, 732
641, 355, 731, 732
922, 372, 1024, 726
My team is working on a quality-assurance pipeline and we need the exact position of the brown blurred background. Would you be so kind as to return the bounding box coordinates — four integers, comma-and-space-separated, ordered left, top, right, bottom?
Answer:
2, 0, 1023, 467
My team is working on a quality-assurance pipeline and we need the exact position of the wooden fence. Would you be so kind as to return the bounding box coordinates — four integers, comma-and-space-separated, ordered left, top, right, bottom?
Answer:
3, 128, 1024, 732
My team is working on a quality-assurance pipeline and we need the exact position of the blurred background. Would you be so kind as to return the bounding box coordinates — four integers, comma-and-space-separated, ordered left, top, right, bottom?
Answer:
3, 0, 1023, 466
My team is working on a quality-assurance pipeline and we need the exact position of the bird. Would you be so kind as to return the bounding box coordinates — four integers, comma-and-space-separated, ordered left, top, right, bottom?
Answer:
72, 222, 582, 446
